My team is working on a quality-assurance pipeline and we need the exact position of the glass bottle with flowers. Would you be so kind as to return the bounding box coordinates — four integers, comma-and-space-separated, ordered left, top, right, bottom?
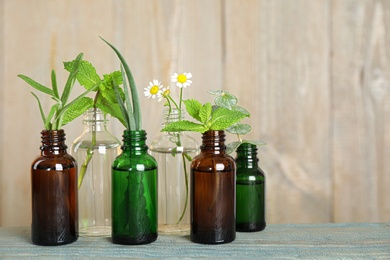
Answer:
144, 73, 199, 235
18, 53, 99, 245
101, 38, 158, 245
161, 90, 252, 244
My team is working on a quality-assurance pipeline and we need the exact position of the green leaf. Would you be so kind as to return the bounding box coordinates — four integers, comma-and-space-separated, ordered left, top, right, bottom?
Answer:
233, 105, 250, 117
243, 139, 267, 146
61, 97, 94, 126
209, 107, 248, 130
183, 99, 202, 122
30, 92, 47, 128
208, 90, 224, 96
45, 104, 60, 130
96, 96, 127, 126
215, 93, 238, 110
64, 60, 101, 90
113, 80, 130, 128
101, 37, 141, 130
226, 141, 242, 154
61, 53, 84, 104
199, 102, 212, 124
161, 120, 207, 133
18, 75, 54, 96
103, 71, 123, 87
51, 70, 59, 99
226, 123, 251, 135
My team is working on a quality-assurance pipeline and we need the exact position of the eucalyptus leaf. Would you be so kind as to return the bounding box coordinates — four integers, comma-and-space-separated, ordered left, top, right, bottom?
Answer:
226, 141, 242, 154
226, 123, 251, 135
215, 93, 238, 110
243, 139, 267, 146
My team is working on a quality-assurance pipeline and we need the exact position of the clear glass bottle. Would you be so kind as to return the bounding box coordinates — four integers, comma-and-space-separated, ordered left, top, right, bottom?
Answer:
190, 130, 236, 244
71, 108, 120, 237
235, 143, 266, 232
149, 108, 199, 235
111, 130, 158, 245
31, 129, 78, 245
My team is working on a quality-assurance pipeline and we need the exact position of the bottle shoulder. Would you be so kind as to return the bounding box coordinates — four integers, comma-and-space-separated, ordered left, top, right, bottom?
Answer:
149, 132, 199, 152
32, 154, 77, 170
112, 151, 157, 169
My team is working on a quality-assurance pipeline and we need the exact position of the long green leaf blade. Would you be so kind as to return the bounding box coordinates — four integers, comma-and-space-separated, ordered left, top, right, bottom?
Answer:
30, 92, 48, 129
120, 65, 135, 129
51, 70, 59, 99
61, 53, 83, 104
100, 37, 141, 130
18, 75, 54, 96
113, 80, 130, 129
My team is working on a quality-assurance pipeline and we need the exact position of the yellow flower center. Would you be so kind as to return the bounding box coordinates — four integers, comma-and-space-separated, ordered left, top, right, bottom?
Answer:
163, 89, 170, 97
150, 86, 159, 94
177, 74, 187, 83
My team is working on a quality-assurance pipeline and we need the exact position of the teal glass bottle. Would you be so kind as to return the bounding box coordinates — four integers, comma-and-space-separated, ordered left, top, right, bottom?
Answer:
235, 143, 266, 232
190, 130, 236, 244
111, 130, 158, 245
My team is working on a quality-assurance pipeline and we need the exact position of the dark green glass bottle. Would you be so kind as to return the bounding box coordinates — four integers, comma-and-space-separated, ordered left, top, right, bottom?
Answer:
111, 130, 158, 245
190, 130, 236, 244
235, 143, 266, 232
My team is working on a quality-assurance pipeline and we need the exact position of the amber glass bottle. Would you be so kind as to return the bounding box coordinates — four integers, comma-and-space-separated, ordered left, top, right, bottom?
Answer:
190, 130, 236, 244
111, 130, 158, 245
235, 143, 266, 232
31, 130, 78, 246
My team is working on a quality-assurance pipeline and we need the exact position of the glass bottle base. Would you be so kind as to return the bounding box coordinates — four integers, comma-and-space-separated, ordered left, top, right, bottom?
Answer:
158, 224, 190, 236
79, 226, 111, 237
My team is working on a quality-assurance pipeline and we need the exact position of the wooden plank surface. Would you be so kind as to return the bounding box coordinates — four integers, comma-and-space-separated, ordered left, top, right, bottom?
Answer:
332, 0, 390, 222
1, 0, 389, 227
1, 223, 389, 258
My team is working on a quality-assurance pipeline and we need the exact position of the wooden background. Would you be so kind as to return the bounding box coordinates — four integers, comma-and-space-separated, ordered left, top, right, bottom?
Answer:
0, 0, 389, 227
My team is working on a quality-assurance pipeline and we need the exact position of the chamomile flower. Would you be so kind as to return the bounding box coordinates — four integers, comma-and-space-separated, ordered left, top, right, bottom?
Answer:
144, 79, 163, 99
158, 86, 170, 102
171, 72, 192, 88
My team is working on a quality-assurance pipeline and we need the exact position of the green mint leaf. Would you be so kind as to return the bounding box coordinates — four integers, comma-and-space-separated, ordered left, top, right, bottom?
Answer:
226, 141, 242, 154
64, 60, 101, 90
199, 102, 212, 124
209, 107, 248, 130
18, 75, 54, 96
103, 71, 123, 87
226, 123, 251, 135
183, 99, 202, 122
243, 139, 267, 146
96, 97, 126, 127
161, 120, 207, 133
215, 93, 238, 110
62, 97, 93, 126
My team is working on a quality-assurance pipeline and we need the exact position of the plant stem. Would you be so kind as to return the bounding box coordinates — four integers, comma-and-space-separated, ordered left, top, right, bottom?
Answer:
177, 152, 189, 224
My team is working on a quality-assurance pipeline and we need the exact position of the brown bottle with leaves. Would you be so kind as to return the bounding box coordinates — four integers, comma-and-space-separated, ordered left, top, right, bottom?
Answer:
31, 130, 78, 245
190, 130, 236, 244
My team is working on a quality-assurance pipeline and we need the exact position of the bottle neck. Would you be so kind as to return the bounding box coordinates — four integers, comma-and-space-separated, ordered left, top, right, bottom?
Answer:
121, 130, 148, 153
83, 108, 107, 132
200, 130, 226, 155
235, 143, 259, 168
40, 129, 68, 156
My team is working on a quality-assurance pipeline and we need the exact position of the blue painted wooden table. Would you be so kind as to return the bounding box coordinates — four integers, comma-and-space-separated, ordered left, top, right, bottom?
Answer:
0, 223, 389, 259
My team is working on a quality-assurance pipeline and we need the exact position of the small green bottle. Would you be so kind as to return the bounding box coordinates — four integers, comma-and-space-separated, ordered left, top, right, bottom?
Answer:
111, 130, 158, 245
235, 143, 266, 232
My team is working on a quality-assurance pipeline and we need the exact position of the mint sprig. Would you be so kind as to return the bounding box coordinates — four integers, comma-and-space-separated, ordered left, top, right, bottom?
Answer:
63, 59, 126, 126
161, 99, 249, 133
18, 53, 99, 130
